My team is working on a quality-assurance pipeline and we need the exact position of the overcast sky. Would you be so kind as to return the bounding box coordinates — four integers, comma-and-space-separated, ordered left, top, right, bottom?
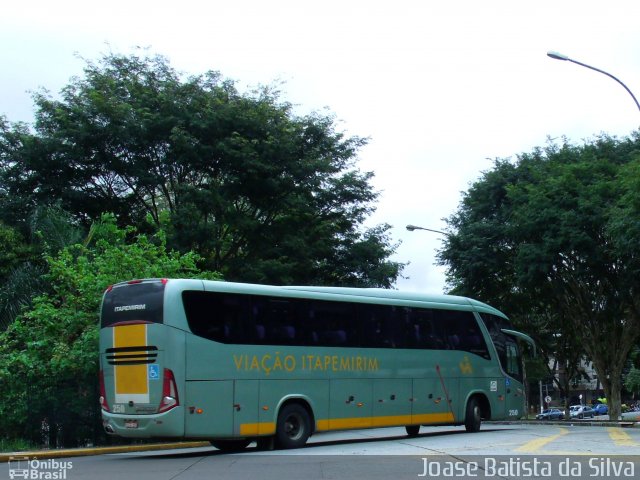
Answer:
2, 1, 640, 294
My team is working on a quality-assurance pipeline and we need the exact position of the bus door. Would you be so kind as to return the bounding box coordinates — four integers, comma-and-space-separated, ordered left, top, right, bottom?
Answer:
503, 336, 525, 419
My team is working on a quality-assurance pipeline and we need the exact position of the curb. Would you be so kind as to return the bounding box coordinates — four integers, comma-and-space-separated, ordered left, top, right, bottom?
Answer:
0, 441, 211, 463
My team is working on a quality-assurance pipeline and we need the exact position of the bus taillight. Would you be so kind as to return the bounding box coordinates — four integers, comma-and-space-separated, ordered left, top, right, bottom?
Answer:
158, 368, 180, 413
99, 370, 110, 412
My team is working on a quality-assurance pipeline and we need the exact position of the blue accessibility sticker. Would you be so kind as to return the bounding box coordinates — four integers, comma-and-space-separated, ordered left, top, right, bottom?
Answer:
148, 364, 160, 380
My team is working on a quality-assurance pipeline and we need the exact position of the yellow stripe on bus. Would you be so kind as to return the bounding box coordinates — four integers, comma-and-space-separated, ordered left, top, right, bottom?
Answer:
114, 324, 149, 397
239, 412, 456, 436
317, 412, 455, 431
239, 422, 276, 436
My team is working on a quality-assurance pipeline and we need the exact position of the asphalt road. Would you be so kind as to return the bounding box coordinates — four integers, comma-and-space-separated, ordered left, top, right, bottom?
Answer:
2, 424, 640, 480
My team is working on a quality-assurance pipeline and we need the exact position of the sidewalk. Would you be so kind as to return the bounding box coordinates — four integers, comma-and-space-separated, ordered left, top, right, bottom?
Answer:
0, 441, 210, 463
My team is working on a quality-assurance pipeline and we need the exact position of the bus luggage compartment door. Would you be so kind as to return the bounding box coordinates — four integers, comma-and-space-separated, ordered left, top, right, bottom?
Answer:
329, 379, 372, 430
184, 380, 233, 438
232, 380, 260, 437
412, 377, 458, 425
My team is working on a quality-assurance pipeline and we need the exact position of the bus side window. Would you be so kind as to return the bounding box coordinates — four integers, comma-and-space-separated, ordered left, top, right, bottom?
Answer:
183, 291, 225, 342
255, 324, 266, 342
321, 329, 347, 345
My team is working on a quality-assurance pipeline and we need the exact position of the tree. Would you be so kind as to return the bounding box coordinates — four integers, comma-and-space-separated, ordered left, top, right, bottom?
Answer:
437, 153, 586, 403
0, 52, 403, 286
0, 214, 218, 447
439, 134, 640, 420
625, 367, 640, 399
0, 205, 88, 331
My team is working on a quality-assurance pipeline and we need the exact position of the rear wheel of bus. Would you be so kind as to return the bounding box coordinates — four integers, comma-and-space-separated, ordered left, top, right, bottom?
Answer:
275, 403, 311, 449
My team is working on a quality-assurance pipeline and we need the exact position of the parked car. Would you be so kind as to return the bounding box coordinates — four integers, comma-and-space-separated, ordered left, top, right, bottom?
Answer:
536, 408, 564, 420
569, 405, 595, 419
592, 404, 608, 415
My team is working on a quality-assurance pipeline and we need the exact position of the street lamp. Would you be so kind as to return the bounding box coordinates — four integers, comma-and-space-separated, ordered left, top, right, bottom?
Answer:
405, 224, 450, 237
547, 50, 640, 113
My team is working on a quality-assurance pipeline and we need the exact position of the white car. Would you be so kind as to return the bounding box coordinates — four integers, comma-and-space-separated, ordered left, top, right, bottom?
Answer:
569, 405, 595, 419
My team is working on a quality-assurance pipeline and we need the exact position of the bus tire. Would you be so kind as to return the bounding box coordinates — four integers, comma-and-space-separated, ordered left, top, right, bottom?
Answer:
210, 439, 252, 452
405, 425, 420, 437
464, 397, 482, 432
275, 403, 311, 449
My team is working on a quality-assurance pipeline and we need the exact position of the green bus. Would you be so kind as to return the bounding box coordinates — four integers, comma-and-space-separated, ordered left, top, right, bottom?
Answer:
99, 278, 533, 450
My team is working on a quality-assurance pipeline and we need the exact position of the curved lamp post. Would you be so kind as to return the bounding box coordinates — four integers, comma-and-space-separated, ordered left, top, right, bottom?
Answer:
547, 51, 640, 113
405, 224, 450, 237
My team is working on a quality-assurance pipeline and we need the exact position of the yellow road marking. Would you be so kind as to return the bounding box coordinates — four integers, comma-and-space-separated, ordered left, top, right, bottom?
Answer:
607, 427, 640, 447
515, 427, 569, 452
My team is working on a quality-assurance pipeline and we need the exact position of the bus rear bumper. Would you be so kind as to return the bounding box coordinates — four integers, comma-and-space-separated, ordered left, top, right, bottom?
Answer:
102, 406, 185, 438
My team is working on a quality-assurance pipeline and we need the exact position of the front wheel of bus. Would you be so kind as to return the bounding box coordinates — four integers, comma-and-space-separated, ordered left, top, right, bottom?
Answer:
210, 439, 252, 452
275, 403, 311, 449
464, 397, 482, 432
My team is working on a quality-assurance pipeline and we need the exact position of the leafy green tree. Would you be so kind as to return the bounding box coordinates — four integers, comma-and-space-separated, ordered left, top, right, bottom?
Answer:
0, 52, 403, 286
0, 205, 85, 331
438, 153, 585, 402
625, 367, 640, 399
0, 221, 31, 281
439, 134, 640, 420
0, 214, 218, 447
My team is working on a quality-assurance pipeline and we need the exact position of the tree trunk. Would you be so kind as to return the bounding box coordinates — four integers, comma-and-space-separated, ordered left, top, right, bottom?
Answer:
600, 375, 621, 421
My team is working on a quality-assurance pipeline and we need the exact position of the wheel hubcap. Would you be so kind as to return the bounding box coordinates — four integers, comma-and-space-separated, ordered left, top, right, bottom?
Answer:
285, 414, 302, 439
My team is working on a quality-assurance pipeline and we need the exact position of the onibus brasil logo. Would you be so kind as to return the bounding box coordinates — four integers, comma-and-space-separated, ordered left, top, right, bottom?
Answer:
8, 457, 72, 479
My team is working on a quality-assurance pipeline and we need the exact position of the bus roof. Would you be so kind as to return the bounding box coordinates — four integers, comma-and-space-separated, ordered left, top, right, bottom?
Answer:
133, 279, 508, 319
282, 285, 506, 317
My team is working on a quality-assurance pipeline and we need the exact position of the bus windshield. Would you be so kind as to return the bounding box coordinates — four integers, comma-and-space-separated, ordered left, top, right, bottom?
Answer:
100, 280, 165, 327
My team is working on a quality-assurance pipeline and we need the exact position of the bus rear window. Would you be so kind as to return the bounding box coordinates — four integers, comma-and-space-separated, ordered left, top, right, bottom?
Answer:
101, 281, 165, 327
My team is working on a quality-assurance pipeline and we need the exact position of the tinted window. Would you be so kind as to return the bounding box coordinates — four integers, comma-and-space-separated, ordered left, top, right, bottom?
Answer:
182, 290, 490, 357
479, 313, 522, 380
101, 281, 165, 327
440, 310, 491, 359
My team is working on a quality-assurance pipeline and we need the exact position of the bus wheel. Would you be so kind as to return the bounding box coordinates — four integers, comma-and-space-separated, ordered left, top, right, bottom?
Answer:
210, 439, 252, 452
275, 403, 311, 449
464, 397, 482, 433
405, 425, 420, 437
